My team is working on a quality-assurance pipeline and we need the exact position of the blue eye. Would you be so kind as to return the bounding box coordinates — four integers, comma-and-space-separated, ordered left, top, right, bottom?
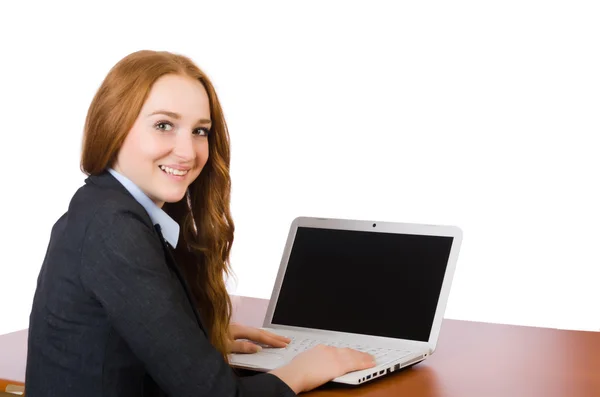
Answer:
194, 127, 211, 137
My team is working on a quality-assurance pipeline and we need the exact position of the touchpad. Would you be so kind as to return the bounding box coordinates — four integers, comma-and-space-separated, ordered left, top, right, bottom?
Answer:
231, 351, 285, 369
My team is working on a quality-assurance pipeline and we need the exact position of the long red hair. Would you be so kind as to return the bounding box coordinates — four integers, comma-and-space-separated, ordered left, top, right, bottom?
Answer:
81, 50, 234, 361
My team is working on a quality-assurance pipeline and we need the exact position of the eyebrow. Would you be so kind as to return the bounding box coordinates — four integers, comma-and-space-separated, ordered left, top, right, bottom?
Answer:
148, 110, 211, 125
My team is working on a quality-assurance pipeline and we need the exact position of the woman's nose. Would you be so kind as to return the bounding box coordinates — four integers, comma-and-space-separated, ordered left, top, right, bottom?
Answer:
172, 131, 196, 161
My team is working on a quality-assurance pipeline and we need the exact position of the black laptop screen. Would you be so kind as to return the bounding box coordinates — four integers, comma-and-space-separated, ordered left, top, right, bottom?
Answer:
271, 226, 454, 342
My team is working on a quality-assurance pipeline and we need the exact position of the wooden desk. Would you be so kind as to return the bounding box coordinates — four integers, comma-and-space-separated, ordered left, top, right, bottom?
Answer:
234, 296, 600, 397
0, 329, 27, 388
2, 296, 599, 396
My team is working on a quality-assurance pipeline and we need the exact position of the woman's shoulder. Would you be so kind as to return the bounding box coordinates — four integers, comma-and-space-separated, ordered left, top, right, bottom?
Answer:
67, 173, 153, 233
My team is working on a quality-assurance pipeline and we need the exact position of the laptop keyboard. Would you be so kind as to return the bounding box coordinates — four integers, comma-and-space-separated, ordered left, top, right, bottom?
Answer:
265, 336, 413, 366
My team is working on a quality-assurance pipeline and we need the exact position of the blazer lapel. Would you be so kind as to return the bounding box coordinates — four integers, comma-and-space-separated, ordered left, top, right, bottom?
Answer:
154, 224, 209, 338
87, 173, 210, 338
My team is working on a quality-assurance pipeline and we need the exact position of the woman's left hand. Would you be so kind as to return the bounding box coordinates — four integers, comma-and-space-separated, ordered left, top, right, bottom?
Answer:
227, 323, 291, 354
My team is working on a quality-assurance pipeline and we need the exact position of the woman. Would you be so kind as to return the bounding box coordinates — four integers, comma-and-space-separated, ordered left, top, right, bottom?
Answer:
25, 50, 375, 396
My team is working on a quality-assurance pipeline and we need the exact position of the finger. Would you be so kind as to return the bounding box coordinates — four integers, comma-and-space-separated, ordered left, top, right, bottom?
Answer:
229, 324, 287, 343
259, 329, 291, 341
228, 323, 247, 339
248, 335, 288, 348
261, 332, 292, 347
340, 348, 376, 371
273, 333, 292, 343
243, 328, 291, 348
359, 353, 377, 369
230, 340, 262, 354
259, 329, 292, 342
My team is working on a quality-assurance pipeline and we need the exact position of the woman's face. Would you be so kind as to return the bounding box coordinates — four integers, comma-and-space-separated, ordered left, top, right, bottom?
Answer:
114, 74, 211, 208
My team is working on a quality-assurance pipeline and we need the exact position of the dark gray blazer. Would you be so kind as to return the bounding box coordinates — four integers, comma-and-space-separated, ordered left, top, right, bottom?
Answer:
25, 172, 295, 397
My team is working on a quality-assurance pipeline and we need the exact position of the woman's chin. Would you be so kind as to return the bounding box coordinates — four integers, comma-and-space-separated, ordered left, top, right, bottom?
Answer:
161, 192, 187, 204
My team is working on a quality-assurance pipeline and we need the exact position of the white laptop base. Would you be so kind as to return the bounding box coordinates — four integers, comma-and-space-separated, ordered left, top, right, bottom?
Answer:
229, 217, 462, 385
230, 327, 430, 385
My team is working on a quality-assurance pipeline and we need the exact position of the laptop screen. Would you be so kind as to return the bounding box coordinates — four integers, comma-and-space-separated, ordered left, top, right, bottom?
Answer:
271, 226, 454, 342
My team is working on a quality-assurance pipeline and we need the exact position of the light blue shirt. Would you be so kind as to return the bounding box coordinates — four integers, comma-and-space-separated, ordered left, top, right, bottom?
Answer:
108, 168, 180, 248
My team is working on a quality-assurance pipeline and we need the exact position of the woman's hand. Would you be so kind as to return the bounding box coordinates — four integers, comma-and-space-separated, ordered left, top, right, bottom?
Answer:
227, 323, 291, 354
270, 345, 376, 394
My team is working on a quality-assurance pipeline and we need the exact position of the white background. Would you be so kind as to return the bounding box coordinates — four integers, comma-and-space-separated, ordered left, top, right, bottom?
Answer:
0, 1, 598, 336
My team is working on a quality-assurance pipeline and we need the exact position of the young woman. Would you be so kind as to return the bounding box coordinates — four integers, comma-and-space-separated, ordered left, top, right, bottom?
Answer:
24, 50, 375, 396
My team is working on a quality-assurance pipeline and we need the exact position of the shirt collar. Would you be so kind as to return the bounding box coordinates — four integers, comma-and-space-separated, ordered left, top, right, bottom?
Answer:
108, 168, 180, 248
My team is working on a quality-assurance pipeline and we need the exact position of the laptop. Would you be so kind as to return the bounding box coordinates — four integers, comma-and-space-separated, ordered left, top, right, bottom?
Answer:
229, 216, 462, 385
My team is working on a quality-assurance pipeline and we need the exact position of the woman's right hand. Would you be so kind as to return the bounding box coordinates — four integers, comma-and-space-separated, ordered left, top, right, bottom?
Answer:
269, 345, 377, 394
